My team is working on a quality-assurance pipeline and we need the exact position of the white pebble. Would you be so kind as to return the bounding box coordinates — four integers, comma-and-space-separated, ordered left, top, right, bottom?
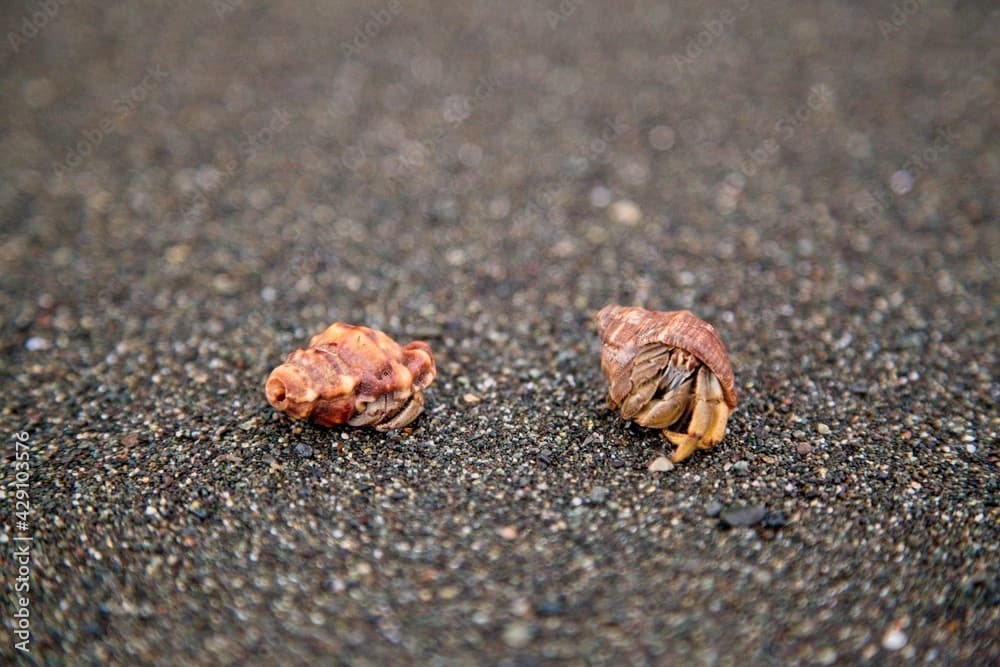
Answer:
502, 621, 533, 648
881, 627, 907, 651
609, 199, 641, 225
648, 456, 675, 472
890, 170, 913, 195
25, 337, 51, 351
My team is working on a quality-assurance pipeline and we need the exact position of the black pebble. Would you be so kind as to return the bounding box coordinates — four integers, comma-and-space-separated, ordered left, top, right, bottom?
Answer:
719, 504, 767, 528
535, 597, 565, 616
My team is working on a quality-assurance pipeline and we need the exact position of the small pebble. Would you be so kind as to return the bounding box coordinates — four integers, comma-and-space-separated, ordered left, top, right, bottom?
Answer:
25, 337, 51, 351
497, 525, 519, 541
609, 200, 641, 225
294, 443, 314, 458
502, 621, 534, 648
23, 77, 57, 108
817, 423, 831, 435
881, 627, 907, 651
648, 125, 676, 151
462, 393, 482, 405
705, 501, 724, 518
719, 504, 767, 528
796, 442, 814, 455
733, 460, 750, 475
438, 585, 459, 600
890, 170, 914, 195
535, 597, 565, 616
589, 185, 612, 208
817, 647, 838, 665
165, 244, 192, 265
648, 456, 675, 472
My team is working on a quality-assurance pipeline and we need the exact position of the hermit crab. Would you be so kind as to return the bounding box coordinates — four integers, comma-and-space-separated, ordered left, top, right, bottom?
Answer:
265, 323, 436, 430
595, 305, 737, 462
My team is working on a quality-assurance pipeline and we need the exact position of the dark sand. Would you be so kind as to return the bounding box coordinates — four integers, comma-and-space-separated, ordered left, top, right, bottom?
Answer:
1, 2, 997, 665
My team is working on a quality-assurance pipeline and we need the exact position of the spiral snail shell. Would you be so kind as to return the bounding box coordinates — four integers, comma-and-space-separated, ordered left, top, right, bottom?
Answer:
265, 323, 436, 431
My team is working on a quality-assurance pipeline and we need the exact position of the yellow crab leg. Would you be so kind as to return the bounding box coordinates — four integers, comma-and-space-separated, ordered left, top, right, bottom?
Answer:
665, 367, 728, 462
699, 372, 730, 447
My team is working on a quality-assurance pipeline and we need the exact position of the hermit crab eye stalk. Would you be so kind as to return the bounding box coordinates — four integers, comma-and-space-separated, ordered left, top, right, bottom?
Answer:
595, 305, 737, 463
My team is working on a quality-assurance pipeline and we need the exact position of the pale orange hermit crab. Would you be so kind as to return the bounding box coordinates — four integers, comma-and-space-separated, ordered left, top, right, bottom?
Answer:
265, 323, 436, 430
595, 305, 737, 462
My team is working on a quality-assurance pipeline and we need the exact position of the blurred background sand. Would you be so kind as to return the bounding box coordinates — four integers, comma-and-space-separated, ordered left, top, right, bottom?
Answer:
1, 2, 997, 665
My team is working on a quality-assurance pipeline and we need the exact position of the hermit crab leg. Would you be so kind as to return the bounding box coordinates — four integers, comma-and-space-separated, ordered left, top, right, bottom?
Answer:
617, 346, 673, 418
633, 376, 693, 428
619, 375, 661, 419
630, 345, 673, 380
665, 367, 727, 462
349, 394, 392, 426
699, 371, 730, 447
377, 392, 424, 431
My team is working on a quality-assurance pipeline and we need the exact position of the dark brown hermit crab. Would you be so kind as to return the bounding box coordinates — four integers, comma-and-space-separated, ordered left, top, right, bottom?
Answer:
595, 305, 738, 463
265, 323, 436, 431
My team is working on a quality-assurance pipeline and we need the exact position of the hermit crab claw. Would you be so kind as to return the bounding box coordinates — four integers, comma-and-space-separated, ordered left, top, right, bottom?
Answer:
595, 305, 738, 463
